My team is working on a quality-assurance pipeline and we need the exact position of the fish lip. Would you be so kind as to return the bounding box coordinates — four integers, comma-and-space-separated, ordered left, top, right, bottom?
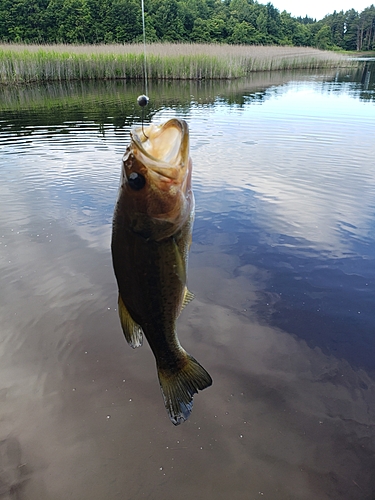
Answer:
129, 119, 190, 180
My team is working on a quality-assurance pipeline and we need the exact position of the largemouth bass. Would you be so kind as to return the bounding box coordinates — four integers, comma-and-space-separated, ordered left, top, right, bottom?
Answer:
111, 118, 212, 425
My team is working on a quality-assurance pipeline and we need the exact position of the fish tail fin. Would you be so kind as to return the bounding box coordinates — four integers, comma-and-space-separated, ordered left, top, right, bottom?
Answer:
157, 353, 212, 426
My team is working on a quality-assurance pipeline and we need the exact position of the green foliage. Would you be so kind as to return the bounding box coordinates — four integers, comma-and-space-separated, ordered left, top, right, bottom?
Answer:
343, 9, 360, 50
357, 5, 375, 51
315, 25, 332, 50
229, 21, 263, 44
147, 0, 188, 41
0, 0, 374, 52
45, 0, 92, 42
1, 0, 49, 42
191, 18, 227, 42
106, 0, 142, 43
280, 12, 311, 46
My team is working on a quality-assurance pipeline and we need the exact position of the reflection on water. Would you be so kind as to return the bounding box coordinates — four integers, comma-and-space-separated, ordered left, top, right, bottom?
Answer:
1, 66, 375, 499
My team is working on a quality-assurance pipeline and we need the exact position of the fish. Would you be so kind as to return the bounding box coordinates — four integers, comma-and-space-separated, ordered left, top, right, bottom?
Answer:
111, 118, 212, 425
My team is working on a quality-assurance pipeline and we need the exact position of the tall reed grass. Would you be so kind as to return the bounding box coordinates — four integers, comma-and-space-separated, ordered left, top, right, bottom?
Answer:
0, 43, 353, 84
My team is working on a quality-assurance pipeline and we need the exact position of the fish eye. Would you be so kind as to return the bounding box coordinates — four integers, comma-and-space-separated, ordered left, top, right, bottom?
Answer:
128, 172, 146, 191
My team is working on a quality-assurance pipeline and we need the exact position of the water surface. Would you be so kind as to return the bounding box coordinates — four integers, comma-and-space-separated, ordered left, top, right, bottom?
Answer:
1, 65, 375, 499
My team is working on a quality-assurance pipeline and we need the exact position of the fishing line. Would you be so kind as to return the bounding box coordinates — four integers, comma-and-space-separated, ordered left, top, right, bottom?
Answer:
141, 0, 148, 98
138, 0, 149, 138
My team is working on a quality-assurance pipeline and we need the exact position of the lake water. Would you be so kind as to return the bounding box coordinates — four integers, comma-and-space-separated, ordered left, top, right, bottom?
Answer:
0, 62, 375, 499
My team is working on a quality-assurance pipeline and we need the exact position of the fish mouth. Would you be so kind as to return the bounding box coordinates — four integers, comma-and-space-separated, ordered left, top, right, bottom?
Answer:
129, 119, 190, 181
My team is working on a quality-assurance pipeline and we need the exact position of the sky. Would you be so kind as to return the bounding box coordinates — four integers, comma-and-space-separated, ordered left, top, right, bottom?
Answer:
270, 0, 373, 20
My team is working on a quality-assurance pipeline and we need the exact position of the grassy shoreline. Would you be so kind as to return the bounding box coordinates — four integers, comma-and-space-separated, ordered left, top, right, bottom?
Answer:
0, 43, 355, 84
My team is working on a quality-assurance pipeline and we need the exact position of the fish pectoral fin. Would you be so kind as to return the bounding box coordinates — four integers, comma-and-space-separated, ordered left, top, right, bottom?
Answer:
157, 353, 212, 426
179, 287, 195, 314
118, 294, 143, 348
172, 238, 186, 284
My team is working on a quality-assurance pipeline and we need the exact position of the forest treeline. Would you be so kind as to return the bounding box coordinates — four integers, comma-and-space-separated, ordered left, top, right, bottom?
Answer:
0, 0, 374, 51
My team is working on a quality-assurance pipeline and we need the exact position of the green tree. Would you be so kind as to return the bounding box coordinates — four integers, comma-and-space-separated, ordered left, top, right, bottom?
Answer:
229, 0, 254, 23
256, 9, 267, 35
343, 9, 360, 50
107, 0, 142, 43
86, 0, 111, 42
1, 0, 49, 42
265, 2, 281, 41
358, 5, 375, 50
45, 0, 92, 42
314, 24, 332, 49
191, 17, 227, 42
280, 11, 311, 46
0, 0, 369, 51
229, 20, 262, 44
323, 10, 346, 48
147, 0, 187, 41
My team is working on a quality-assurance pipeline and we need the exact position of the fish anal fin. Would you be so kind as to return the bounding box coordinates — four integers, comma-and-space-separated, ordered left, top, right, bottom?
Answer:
157, 353, 212, 425
118, 294, 143, 348
180, 287, 195, 314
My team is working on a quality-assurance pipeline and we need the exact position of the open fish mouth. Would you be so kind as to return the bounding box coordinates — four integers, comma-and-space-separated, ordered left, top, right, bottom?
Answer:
120, 117, 193, 235
129, 119, 190, 180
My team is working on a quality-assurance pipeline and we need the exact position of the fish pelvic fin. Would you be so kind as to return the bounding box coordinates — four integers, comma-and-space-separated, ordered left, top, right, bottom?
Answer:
118, 293, 143, 348
157, 353, 212, 425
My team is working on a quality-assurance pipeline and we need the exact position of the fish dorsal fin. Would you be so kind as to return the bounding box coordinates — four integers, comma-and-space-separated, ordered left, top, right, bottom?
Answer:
118, 294, 143, 348
180, 287, 195, 314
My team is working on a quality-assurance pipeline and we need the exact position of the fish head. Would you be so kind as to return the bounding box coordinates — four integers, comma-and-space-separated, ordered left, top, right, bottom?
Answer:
120, 119, 193, 239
